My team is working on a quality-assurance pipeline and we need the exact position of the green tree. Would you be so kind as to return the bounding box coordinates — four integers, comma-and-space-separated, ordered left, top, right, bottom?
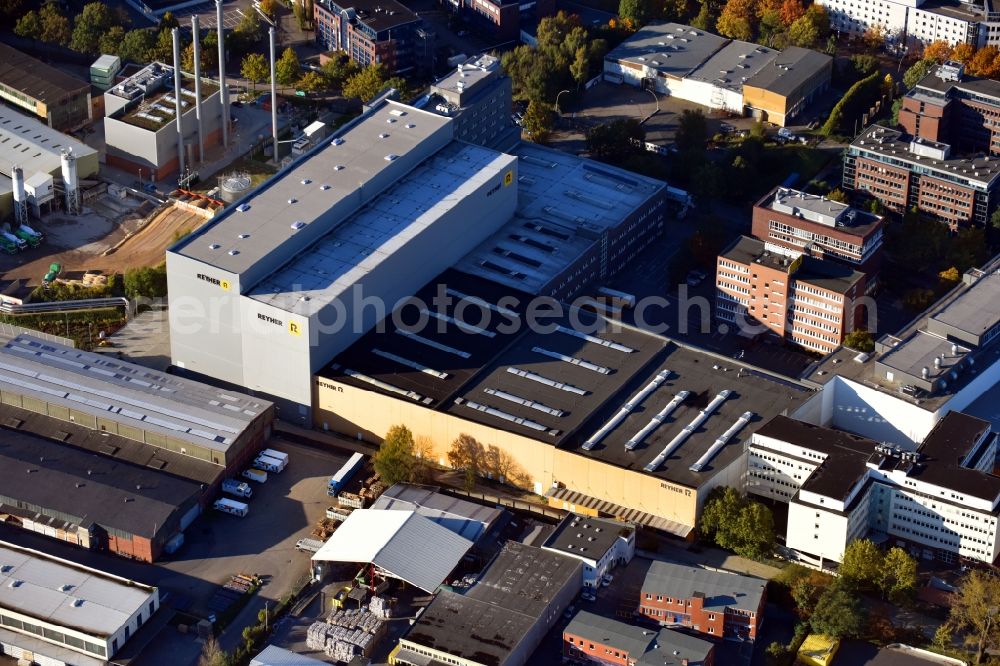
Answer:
949, 569, 1000, 664
839, 538, 882, 589
448, 434, 484, 491
71, 2, 118, 54
827, 188, 848, 203
241, 52, 269, 90
124, 265, 168, 299
152, 27, 178, 64
297, 70, 326, 92
374, 425, 416, 485
586, 119, 645, 163
343, 63, 389, 102
276, 46, 300, 86
991, 208, 1000, 230
234, 9, 263, 48
618, 0, 649, 27
522, 99, 553, 142
904, 58, 936, 89
159, 11, 179, 30
843, 329, 874, 352
198, 635, 230, 666
570, 46, 589, 87
14, 10, 41, 39
321, 53, 360, 88
810, 580, 865, 638
699, 486, 776, 559
675, 108, 707, 153
787, 14, 819, 47
690, 1, 715, 30
791, 577, 823, 617
39, 3, 71, 46
98, 26, 127, 58
259, 0, 278, 17
850, 53, 879, 78
878, 547, 918, 602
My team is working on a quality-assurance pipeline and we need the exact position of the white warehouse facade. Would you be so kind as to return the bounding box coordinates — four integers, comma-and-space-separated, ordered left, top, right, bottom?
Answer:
167, 101, 518, 422
748, 413, 1000, 565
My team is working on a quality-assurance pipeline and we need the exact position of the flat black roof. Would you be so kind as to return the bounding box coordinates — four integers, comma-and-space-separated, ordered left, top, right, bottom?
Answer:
0, 426, 203, 540
542, 513, 634, 560
0, 43, 89, 103
911, 411, 1000, 501
755, 416, 876, 500
404, 542, 581, 666
323, 270, 813, 491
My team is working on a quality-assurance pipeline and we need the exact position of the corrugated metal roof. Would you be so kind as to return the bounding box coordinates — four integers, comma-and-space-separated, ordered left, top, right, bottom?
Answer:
311, 510, 472, 592
250, 645, 328, 666
370, 483, 503, 541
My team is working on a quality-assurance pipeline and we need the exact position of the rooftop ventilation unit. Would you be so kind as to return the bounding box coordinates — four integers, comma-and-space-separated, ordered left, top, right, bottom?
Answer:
372, 348, 449, 379
290, 221, 306, 231
555, 326, 635, 353
484, 388, 565, 417
531, 347, 611, 374
420, 308, 495, 337
455, 397, 558, 434
582, 369, 671, 451
342, 367, 432, 404
689, 410, 754, 472
395, 329, 471, 359
625, 391, 690, 451
331, 137, 344, 146
645, 390, 732, 472
507, 367, 586, 395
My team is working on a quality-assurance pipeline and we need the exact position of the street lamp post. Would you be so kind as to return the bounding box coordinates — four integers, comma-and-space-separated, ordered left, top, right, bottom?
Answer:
555, 89, 571, 117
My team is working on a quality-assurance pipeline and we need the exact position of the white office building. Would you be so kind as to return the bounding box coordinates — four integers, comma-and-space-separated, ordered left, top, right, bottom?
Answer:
0, 541, 160, 665
748, 412, 1000, 564
819, 0, 1000, 47
540, 514, 635, 588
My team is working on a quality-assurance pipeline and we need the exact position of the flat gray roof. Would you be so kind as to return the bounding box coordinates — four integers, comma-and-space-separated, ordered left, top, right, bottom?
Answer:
453, 144, 664, 294
930, 270, 1000, 339
743, 46, 831, 96
686, 40, 777, 92
721, 236, 865, 294
248, 141, 514, 316
606, 22, 727, 79
0, 541, 155, 638
851, 125, 1000, 188
173, 101, 452, 277
762, 186, 882, 239
431, 54, 501, 104
0, 104, 96, 179
878, 331, 969, 384
641, 561, 766, 614
566, 611, 714, 666
370, 483, 504, 542
0, 336, 271, 453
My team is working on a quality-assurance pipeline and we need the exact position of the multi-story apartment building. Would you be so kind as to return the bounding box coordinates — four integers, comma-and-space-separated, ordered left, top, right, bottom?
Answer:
564, 611, 715, 666
637, 561, 767, 641
752, 186, 884, 281
819, 0, 1000, 47
716, 235, 867, 354
439, 0, 554, 42
749, 412, 1000, 565
844, 123, 1000, 227
314, 0, 422, 74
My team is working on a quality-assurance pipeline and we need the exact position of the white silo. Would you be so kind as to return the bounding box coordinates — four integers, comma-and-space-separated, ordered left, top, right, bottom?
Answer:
11, 165, 26, 225
60, 148, 80, 215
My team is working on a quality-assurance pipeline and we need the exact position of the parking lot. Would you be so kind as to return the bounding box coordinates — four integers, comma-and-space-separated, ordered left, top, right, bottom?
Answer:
129, 438, 351, 664
169, 0, 249, 29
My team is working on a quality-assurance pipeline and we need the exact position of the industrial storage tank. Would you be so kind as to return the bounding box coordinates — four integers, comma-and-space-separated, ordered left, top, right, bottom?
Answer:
219, 172, 252, 203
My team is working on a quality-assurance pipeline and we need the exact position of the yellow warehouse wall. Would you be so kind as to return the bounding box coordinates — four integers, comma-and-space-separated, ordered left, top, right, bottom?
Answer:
314, 378, 700, 529
742, 87, 790, 125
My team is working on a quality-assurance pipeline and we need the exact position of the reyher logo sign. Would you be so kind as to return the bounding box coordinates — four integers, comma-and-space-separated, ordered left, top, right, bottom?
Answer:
504, 170, 513, 187
258, 312, 302, 336
197, 273, 231, 291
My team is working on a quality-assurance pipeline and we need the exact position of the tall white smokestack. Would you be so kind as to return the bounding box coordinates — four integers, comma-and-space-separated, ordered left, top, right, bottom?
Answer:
12, 165, 26, 225
192, 14, 204, 163
61, 149, 79, 215
269, 27, 279, 162
172, 28, 185, 180
216, 0, 228, 147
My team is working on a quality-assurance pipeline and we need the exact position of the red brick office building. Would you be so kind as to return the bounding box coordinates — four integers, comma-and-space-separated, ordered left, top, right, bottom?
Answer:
637, 561, 767, 642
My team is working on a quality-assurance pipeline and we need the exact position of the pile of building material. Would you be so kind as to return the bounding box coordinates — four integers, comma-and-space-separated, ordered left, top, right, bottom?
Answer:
306, 608, 386, 661
311, 517, 337, 540
369, 595, 396, 619
337, 491, 366, 509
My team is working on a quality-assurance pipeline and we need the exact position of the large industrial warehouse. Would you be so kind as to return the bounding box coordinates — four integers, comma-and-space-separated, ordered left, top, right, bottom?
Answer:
167, 98, 666, 422
0, 335, 274, 475
315, 270, 812, 535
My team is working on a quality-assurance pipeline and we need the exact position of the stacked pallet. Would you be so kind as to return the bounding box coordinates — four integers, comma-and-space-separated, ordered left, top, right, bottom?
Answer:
305, 608, 386, 661
369, 595, 396, 619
